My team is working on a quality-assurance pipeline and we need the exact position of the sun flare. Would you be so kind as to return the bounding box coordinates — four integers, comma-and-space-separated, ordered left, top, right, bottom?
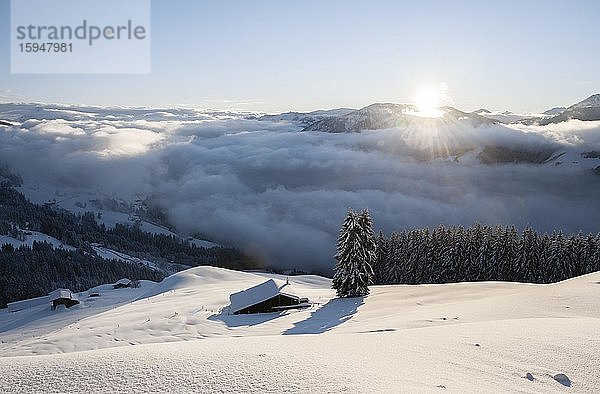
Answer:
411, 83, 450, 118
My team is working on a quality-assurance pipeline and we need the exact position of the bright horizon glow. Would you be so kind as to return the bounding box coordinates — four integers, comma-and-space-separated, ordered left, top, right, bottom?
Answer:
411, 85, 447, 118
0, 0, 599, 113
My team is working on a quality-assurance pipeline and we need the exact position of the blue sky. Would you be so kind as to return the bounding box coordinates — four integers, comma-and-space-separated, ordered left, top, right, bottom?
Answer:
0, 0, 599, 112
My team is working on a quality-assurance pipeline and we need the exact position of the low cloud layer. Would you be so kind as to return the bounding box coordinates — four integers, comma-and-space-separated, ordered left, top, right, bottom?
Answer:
1, 103, 599, 271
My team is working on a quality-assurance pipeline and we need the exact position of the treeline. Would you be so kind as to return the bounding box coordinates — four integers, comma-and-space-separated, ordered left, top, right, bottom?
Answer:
373, 224, 600, 285
0, 186, 249, 269
0, 241, 164, 308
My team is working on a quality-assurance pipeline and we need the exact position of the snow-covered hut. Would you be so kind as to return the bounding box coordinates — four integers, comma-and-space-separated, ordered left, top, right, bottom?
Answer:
229, 279, 309, 315
49, 289, 79, 310
113, 278, 132, 289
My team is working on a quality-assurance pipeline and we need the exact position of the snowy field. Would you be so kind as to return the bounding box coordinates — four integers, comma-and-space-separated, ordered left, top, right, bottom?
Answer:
1, 266, 599, 392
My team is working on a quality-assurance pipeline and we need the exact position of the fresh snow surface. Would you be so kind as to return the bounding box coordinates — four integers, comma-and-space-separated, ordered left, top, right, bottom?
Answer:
0, 266, 599, 393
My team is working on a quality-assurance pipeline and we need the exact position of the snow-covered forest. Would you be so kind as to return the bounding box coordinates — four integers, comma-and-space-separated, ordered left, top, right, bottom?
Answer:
0, 185, 250, 307
0, 242, 164, 308
373, 224, 600, 285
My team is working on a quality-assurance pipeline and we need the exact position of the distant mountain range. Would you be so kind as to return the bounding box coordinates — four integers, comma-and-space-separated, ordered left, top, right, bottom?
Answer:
543, 107, 567, 116
471, 110, 541, 125
252, 94, 600, 169
1, 96, 598, 170
300, 103, 494, 133
476, 95, 600, 126
257, 108, 355, 126
254, 93, 600, 132
539, 94, 600, 125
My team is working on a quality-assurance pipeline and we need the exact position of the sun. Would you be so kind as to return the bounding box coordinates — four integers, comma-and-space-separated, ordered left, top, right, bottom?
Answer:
410, 83, 450, 118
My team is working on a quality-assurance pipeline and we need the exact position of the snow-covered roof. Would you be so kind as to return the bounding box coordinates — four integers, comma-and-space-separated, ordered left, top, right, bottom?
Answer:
7, 295, 50, 312
114, 278, 132, 286
229, 279, 300, 314
49, 289, 77, 301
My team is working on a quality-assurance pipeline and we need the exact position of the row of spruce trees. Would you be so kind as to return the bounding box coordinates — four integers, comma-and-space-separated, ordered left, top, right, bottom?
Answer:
333, 209, 600, 297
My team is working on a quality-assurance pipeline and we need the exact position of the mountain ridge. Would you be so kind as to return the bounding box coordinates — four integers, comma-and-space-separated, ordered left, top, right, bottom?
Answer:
301, 103, 495, 133
540, 93, 600, 125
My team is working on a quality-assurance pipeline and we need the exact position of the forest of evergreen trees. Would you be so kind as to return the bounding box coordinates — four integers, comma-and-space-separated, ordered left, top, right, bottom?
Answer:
0, 241, 164, 308
372, 224, 600, 285
0, 186, 248, 269
0, 184, 254, 307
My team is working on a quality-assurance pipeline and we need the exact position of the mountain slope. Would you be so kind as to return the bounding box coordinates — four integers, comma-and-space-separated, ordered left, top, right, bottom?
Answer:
543, 106, 567, 116
302, 103, 495, 133
474, 110, 544, 124
0, 185, 250, 306
298, 103, 564, 165
257, 108, 355, 126
1, 266, 599, 392
571, 94, 600, 109
540, 94, 600, 125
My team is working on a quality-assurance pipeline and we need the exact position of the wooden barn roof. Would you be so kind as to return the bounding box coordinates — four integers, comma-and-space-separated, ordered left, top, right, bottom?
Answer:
229, 279, 300, 314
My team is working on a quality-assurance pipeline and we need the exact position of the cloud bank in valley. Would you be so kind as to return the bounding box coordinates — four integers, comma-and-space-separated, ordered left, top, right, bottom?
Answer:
1, 103, 599, 271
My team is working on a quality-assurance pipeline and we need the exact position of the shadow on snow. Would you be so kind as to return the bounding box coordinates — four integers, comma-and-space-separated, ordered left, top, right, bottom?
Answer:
207, 309, 282, 328
283, 296, 364, 335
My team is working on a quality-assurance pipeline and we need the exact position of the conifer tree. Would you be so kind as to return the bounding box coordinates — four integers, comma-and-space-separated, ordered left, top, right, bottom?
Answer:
332, 208, 376, 297
519, 227, 538, 282
373, 231, 388, 285
386, 232, 403, 284
592, 234, 600, 273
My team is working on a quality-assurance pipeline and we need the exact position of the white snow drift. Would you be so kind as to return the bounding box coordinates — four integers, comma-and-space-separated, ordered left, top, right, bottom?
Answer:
0, 266, 599, 392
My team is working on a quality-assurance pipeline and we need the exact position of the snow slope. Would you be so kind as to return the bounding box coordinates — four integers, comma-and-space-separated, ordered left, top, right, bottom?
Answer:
90, 245, 182, 274
0, 266, 599, 392
17, 184, 179, 236
571, 94, 600, 109
16, 184, 221, 246
0, 281, 156, 352
541, 94, 600, 125
0, 231, 75, 251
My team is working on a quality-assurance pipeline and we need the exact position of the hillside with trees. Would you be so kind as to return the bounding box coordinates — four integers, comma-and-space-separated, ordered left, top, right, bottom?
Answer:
0, 181, 252, 307
332, 209, 600, 297
372, 224, 600, 285
0, 242, 164, 308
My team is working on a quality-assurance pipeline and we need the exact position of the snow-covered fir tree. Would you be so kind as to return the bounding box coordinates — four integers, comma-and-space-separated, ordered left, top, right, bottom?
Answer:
480, 229, 496, 280
386, 232, 403, 284
332, 208, 376, 297
519, 227, 538, 282
373, 231, 388, 285
584, 233, 599, 274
